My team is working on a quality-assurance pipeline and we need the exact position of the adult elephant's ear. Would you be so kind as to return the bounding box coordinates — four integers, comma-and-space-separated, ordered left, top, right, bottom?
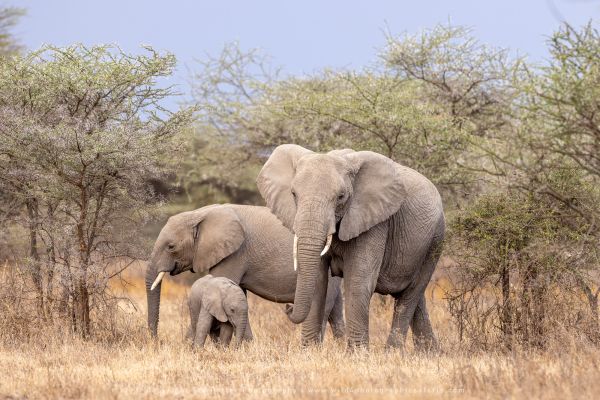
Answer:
339, 151, 407, 241
256, 144, 313, 230
192, 207, 245, 273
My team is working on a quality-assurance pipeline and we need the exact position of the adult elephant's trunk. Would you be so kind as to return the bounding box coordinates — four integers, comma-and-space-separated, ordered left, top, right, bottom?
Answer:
145, 261, 163, 337
288, 210, 329, 324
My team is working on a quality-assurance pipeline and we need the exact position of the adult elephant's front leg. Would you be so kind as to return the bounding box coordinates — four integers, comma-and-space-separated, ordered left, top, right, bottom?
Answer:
343, 266, 380, 349
298, 258, 329, 345
343, 224, 386, 349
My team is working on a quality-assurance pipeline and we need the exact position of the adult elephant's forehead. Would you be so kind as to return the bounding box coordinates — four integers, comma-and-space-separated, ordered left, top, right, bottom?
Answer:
296, 153, 350, 172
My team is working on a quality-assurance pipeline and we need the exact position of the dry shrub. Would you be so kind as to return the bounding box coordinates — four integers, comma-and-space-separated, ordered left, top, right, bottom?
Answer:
1, 274, 599, 400
0, 262, 149, 346
446, 191, 600, 352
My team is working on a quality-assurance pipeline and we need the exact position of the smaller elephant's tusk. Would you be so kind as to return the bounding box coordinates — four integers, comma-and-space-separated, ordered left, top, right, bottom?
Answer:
321, 234, 333, 256
150, 271, 166, 291
293, 234, 298, 271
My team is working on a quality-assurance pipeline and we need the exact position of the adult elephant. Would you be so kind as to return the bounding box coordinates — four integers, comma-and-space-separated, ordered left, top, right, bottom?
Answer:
257, 145, 444, 350
146, 204, 345, 343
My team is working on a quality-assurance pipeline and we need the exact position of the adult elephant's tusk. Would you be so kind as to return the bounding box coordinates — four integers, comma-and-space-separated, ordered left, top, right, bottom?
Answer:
321, 234, 333, 256
150, 271, 166, 291
293, 234, 298, 271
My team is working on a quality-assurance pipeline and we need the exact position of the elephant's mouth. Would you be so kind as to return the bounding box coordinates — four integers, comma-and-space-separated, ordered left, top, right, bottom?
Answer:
169, 261, 190, 276
169, 261, 185, 276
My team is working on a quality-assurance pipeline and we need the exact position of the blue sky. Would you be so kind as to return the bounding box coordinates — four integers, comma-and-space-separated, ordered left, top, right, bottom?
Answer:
16, 0, 600, 110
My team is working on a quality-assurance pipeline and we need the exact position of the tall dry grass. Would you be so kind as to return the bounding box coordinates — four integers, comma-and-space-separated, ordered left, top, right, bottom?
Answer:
0, 266, 599, 399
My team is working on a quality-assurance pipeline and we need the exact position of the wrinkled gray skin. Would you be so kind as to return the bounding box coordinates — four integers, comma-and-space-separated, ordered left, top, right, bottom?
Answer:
257, 145, 445, 350
188, 275, 249, 348
146, 204, 345, 344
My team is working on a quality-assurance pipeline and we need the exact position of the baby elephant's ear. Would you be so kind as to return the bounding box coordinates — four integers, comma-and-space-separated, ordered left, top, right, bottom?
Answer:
203, 290, 228, 323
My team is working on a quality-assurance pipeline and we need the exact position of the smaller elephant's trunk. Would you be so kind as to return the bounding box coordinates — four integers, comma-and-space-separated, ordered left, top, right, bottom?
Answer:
234, 317, 248, 347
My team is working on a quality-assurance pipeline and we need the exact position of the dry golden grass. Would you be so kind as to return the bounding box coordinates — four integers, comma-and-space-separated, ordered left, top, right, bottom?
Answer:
1, 274, 599, 400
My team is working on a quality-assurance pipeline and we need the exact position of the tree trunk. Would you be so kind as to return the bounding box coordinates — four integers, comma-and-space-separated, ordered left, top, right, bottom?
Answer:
26, 198, 44, 319
74, 277, 90, 337
500, 262, 512, 349
578, 278, 599, 340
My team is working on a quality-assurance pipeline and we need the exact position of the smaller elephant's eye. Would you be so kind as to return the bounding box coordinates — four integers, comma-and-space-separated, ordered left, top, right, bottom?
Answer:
167, 243, 175, 251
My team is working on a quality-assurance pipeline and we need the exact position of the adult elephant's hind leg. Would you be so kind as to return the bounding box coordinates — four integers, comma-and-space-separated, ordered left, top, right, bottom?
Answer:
321, 275, 345, 340
410, 294, 438, 352
386, 290, 415, 349
387, 240, 440, 350
328, 288, 345, 339
241, 288, 254, 341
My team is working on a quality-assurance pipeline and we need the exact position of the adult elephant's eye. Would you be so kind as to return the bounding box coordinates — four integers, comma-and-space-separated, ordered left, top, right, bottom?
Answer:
338, 192, 345, 201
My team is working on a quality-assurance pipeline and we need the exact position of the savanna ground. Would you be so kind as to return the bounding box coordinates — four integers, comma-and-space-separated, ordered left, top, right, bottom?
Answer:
1, 264, 599, 400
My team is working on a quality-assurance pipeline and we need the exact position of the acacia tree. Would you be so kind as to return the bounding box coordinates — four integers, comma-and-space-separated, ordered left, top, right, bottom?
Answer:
382, 24, 519, 139
446, 23, 600, 348
0, 44, 191, 336
448, 180, 599, 349
188, 40, 472, 204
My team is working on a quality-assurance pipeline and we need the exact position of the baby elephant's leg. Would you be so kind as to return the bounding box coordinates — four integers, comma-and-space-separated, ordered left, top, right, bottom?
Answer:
194, 309, 214, 348
209, 326, 219, 343
218, 322, 234, 346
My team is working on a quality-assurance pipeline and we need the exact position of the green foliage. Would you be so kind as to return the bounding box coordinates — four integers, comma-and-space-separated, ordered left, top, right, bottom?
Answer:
0, 44, 192, 334
187, 31, 511, 203
382, 24, 519, 138
264, 72, 469, 189
523, 23, 600, 177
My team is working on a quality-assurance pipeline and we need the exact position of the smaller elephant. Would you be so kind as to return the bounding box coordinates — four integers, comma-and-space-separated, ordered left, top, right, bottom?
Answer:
188, 274, 250, 348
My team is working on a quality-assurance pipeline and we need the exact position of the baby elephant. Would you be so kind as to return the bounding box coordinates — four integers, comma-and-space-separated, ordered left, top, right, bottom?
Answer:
188, 274, 250, 348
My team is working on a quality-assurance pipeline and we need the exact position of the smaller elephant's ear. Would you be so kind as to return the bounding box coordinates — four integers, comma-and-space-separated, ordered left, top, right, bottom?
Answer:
202, 290, 228, 322
339, 151, 407, 241
192, 207, 245, 273
256, 144, 313, 230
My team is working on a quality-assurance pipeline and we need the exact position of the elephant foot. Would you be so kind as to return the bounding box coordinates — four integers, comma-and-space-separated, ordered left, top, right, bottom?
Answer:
329, 321, 345, 339
300, 331, 324, 347
331, 328, 345, 339
413, 335, 440, 354
385, 329, 406, 351
346, 340, 369, 355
